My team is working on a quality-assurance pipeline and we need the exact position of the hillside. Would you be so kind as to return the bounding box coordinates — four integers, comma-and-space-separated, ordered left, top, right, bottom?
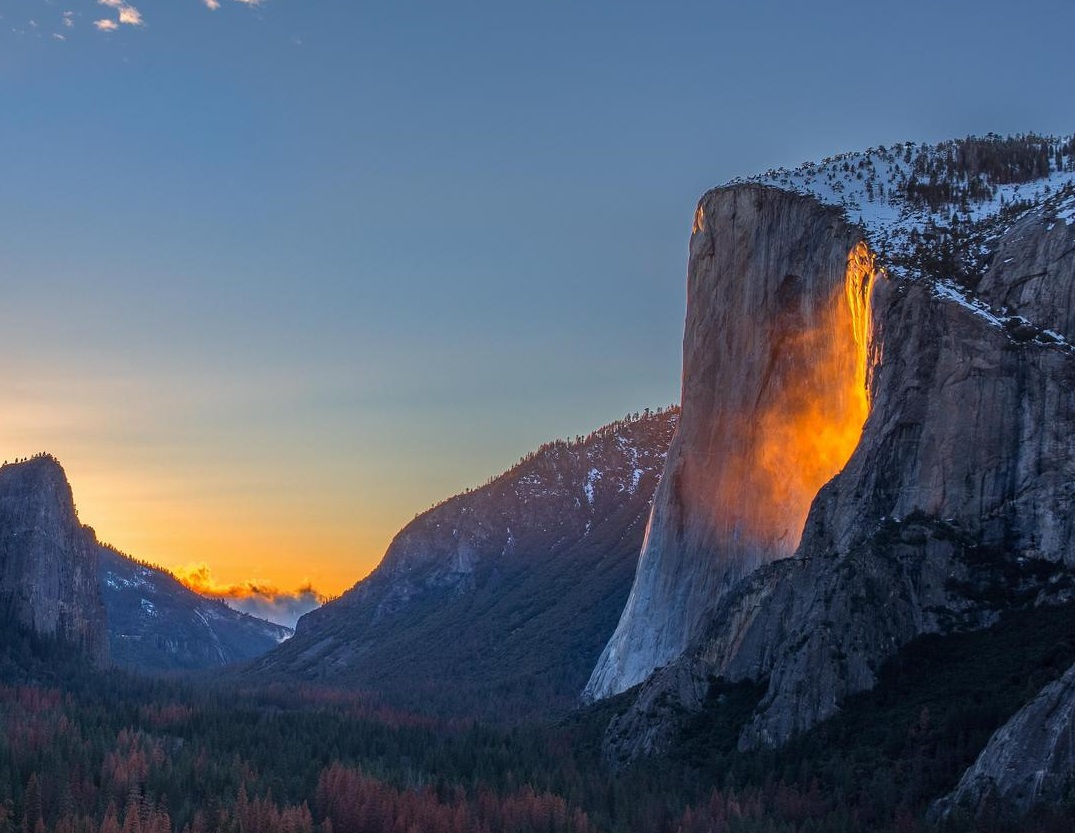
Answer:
99, 546, 291, 673
247, 408, 678, 721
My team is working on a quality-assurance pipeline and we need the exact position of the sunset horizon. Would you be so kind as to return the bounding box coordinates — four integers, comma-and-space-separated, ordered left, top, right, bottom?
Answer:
5, 2, 1075, 830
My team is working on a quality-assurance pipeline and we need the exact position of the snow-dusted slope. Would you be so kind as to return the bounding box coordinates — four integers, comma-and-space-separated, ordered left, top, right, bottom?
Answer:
99, 546, 292, 672
741, 135, 1075, 353
246, 409, 678, 721
744, 134, 1075, 268
744, 136, 1075, 338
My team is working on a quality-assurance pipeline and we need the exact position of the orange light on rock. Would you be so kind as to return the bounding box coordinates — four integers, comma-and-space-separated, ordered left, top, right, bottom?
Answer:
711, 240, 875, 547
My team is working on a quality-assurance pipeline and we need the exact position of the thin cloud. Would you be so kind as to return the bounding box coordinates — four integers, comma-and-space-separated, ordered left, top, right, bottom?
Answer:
95, 0, 143, 29
72, 0, 271, 37
52, 32, 66, 40
174, 562, 326, 629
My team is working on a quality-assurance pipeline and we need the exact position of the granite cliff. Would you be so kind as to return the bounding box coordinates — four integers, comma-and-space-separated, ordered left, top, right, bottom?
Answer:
0, 455, 109, 664
585, 186, 875, 701
590, 135, 1075, 814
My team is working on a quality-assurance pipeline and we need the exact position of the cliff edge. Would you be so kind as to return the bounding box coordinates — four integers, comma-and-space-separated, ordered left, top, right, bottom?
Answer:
0, 455, 109, 665
593, 137, 1075, 797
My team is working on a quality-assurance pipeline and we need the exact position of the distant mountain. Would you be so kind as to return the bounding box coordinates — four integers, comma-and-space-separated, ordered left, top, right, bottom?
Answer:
0, 454, 289, 675
99, 546, 291, 672
247, 408, 678, 721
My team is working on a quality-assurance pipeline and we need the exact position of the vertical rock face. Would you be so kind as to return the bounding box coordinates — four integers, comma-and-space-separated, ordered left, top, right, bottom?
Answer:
933, 660, 1075, 818
585, 185, 875, 700
600, 178, 1075, 764
0, 456, 109, 664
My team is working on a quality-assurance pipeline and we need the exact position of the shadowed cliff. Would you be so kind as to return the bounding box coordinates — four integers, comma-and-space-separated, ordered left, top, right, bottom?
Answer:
0, 455, 109, 665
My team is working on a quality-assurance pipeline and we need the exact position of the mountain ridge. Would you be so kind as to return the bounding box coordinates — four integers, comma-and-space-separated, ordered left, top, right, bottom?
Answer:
248, 408, 679, 721
98, 543, 292, 672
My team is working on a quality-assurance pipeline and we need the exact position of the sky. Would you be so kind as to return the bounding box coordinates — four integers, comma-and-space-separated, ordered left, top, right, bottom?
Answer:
1, 0, 1072, 616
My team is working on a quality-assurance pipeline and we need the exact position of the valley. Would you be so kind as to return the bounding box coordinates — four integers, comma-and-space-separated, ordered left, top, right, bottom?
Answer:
4, 133, 1075, 832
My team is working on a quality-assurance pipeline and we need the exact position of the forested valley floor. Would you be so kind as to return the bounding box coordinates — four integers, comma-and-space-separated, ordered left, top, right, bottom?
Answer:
3, 608, 1075, 833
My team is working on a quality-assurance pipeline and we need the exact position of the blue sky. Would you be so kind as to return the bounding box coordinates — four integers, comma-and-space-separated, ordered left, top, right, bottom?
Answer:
1, 0, 1072, 597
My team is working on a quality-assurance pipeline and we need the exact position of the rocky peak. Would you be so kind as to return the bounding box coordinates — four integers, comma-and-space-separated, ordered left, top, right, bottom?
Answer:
932, 658, 1075, 819
0, 454, 109, 664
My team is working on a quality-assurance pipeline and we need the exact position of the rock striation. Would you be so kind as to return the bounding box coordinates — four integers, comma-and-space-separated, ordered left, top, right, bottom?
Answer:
585, 186, 875, 701
247, 410, 678, 720
0, 455, 109, 664
593, 136, 1075, 779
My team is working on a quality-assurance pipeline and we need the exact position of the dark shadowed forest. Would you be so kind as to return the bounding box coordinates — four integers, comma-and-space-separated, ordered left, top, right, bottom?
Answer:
4, 601, 1075, 833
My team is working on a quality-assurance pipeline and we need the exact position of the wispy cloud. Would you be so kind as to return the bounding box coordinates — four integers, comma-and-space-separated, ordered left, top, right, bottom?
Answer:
93, 0, 142, 30
174, 562, 325, 629
81, 0, 268, 35
9, 3, 278, 57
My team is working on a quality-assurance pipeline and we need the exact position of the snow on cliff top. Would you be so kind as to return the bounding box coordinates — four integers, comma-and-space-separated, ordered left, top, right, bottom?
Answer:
732, 134, 1075, 276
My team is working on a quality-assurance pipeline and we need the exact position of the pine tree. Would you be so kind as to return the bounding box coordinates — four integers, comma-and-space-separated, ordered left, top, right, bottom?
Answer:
20, 775, 42, 833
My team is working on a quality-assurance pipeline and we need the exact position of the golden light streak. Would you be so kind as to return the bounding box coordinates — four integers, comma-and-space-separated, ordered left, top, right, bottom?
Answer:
702, 241, 876, 548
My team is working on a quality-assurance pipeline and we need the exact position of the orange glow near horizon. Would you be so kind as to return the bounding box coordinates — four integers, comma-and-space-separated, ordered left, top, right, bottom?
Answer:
0, 366, 627, 602
0, 400, 401, 599
67, 463, 382, 599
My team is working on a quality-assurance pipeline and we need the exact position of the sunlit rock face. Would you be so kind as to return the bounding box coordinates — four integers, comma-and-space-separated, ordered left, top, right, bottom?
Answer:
600, 187, 1075, 764
585, 185, 875, 701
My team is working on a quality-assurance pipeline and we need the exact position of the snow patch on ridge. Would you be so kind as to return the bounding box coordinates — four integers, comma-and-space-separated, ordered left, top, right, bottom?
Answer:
735, 137, 1075, 349
738, 137, 1075, 278
584, 468, 601, 506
